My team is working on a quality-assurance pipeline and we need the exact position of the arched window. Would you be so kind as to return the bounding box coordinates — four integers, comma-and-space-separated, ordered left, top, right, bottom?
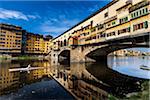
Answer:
60, 41, 63, 47
64, 39, 67, 46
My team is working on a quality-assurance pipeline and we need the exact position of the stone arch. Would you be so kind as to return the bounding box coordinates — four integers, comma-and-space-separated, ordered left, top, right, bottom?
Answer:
83, 34, 149, 61
58, 48, 71, 64
85, 43, 149, 61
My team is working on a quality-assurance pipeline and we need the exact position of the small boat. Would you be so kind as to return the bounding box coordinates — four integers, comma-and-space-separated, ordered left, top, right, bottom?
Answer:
140, 65, 150, 70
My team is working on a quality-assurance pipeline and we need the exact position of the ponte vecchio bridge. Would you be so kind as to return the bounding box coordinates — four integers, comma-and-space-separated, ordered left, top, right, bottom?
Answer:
49, 0, 150, 64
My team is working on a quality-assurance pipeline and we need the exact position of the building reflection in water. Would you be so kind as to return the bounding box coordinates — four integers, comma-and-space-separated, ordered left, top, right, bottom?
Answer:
0, 59, 51, 96
0, 59, 146, 99
49, 63, 108, 100
0, 60, 20, 95
49, 60, 145, 99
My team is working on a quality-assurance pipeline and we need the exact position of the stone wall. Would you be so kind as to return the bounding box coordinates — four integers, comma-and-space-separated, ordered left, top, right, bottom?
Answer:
70, 47, 95, 63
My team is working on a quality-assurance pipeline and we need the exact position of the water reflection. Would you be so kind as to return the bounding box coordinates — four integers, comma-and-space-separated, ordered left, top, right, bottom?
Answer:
0, 57, 149, 99
49, 61, 147, 99
108, 56, 150, 79
0, 59, 74, 100
0, 59, 50, 96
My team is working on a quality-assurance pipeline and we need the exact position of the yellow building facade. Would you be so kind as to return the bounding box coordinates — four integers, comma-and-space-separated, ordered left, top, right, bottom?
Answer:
0, 23, 23, 54
25, 33, 51, 54
0, 23, 52, 55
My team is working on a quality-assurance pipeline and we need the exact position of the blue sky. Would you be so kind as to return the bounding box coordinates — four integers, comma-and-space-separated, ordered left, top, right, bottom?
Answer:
0, 0, 110, 37
0, 0, 149, 52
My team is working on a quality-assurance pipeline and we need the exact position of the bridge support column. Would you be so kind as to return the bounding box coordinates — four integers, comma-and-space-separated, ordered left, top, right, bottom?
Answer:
70, 47, 95, 63
50, 51, 59, 65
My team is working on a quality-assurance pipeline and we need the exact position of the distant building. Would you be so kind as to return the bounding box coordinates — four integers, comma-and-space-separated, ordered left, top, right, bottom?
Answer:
0, 23, 52, 55
0, 23, 23, 54
110, 49, 128, 56
25, 32, 51, 55
109, 49, 150, 56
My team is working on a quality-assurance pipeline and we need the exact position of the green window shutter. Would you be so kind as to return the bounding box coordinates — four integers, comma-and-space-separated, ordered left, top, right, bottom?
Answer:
131, 13, 133, 18
134, 13, 136, 18
140, 10, 142, 15
112, 21, 115, 25
128, 27, 131, 32
143, 9, 145, 14
136, 12, 138, 17
126, 17, 128, 21
145, 8, 148, 14
144, 21, 148, 29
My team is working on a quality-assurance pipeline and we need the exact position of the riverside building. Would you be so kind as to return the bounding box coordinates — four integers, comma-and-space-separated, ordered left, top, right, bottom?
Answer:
0, 23, 23, 54
0, 23, 52, 55
25, 32, 51, 55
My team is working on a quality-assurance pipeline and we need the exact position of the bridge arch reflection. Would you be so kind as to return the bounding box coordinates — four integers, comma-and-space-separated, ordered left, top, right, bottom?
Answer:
49, 61, 146, 99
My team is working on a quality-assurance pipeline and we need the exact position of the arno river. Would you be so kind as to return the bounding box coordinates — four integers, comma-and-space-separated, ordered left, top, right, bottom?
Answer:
0, 56, 149, 100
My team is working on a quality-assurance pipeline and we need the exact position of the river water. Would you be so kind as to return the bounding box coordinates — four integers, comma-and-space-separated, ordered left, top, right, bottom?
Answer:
0, 57, 149, 100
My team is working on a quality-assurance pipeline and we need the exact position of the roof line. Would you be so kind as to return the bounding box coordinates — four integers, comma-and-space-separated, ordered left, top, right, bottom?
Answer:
53, 0, 118, 40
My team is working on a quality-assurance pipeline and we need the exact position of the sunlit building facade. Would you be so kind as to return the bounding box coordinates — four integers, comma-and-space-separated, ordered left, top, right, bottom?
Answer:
0, 23, 23, 54
0, 60, 20, 95
25, 32, 51, 54
52, 0, 150, 49
0, 23, 52, 55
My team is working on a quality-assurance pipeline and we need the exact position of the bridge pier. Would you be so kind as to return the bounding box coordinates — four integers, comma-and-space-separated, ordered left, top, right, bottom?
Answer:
70, 47, 95, 63
50, 50, 60, 65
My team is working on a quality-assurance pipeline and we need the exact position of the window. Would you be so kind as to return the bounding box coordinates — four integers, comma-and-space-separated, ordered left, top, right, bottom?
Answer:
107, 23, 111, 27
0, 42, 5, 44
118, 27, 130, 35
145, 8, 148, 13
0, 38, 5, 40
144, 21, 148, 29
91, 27, 96, 32
120, 17, 128, 24
93, 36, 96, 39
133, 21, 148, 31
107, 32, 115, 37
97, 24, 104, 30
142, 9, 145, 14
91, 21, 93, 26
136, 11, 139, 16
131, 7, 148, 19
139, 10, 142, 15
112, 21, 116, 25
104, 12, 108, 18
134, 13, 136, 17
100, 33, 105, 38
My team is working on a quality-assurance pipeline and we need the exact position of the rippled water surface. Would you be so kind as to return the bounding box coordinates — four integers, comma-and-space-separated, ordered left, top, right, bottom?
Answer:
0, 57, 149, 100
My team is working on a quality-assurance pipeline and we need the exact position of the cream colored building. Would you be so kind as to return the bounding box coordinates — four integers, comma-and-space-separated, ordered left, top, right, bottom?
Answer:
52, 0, 150, 49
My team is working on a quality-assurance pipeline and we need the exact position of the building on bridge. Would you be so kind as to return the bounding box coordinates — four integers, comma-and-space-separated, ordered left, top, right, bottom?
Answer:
52, 0, 149, 48
50, 0, 150, 63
